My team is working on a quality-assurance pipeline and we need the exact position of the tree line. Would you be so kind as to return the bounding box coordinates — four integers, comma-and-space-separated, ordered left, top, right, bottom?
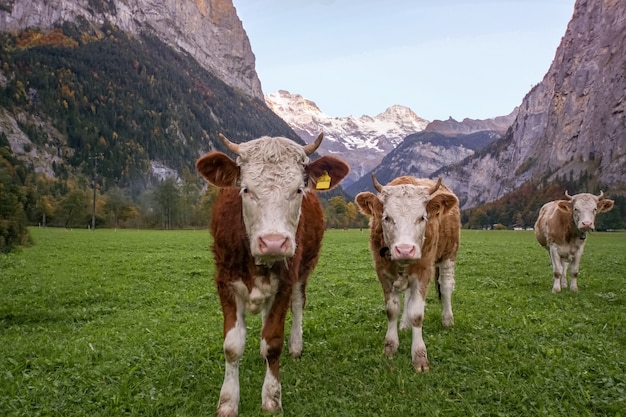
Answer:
3, 143, 624, 254
0, 136, 369, 254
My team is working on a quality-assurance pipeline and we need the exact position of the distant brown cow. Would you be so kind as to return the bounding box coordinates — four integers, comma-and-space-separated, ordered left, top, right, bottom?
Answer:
534, 191, 614, 293
196, 133, 349, 417
355, 174, 460, 372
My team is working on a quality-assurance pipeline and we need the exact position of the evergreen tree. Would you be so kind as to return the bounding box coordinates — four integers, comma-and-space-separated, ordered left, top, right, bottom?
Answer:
153, 178, 180, 229
0, 137, 30, 252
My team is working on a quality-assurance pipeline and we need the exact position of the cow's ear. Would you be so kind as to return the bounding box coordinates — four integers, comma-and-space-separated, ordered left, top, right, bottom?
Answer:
598, 199, 614, 213
427, 193, 458, 217
355, 192, 382, 217
306, 156, 350, 191
556, 201, 572, 212
195, 152, 239, 187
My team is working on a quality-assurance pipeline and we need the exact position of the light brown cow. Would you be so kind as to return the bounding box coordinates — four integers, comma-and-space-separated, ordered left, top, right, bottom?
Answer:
196, 133, 349, 417
355, 174, 460, 371
534, 191, 614, 293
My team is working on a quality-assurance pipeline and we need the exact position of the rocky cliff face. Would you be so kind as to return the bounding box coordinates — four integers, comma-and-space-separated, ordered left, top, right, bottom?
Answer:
0, 0, 263, 100
444, 0, 625, 208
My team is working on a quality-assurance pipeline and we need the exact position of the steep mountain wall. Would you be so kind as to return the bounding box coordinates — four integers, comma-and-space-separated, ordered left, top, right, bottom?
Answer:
0, 0, 263, 100
444, 0, 626, 208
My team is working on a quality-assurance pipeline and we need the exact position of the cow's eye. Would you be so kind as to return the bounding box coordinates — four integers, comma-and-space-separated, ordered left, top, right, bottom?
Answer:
241, 187, 249, 195
296, 188, 304, 195
383, 215, 392, 222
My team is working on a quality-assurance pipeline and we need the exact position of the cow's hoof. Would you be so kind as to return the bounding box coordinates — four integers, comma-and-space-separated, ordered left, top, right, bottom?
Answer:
289, 333, 302, 358
384, 339, 398, 357
570, 285, 578, 292
413, 357, 430, 373
442, 314, 454, 327
261, 400, 282, 414
217, 405, 237, 417
551, 286, 561, 294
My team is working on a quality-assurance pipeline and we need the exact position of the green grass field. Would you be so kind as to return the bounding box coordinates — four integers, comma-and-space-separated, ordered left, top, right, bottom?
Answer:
1, 228, 624, 416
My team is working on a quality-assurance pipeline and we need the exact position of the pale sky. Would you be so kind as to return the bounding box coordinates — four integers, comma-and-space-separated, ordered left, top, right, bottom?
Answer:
233, 0, 575, 122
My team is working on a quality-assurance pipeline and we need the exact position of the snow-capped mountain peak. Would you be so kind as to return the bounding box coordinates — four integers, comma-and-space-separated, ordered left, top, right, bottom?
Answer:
376, 105, 424, 125
265, 90, 429, 185
265, 90, 326, 120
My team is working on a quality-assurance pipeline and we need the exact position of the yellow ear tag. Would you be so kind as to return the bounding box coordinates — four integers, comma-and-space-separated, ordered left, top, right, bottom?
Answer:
316, 171, 331, 190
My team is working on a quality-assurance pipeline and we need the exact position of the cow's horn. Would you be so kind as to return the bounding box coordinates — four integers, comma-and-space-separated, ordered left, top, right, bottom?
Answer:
303, 132, 324, 155
429, 177, 442, 195
371, 172, 383, 193
597, 190, 604, 200
565, 190, 573, 199
218, 133, 240, 155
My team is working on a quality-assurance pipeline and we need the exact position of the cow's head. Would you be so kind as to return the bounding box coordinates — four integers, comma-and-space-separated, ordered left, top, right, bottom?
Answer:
355, 174, 458, 263
557, 191, 614, 232
196, 133, 349, 263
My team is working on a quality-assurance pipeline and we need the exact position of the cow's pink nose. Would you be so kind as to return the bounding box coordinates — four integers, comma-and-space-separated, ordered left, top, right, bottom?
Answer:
258, 234, 289, 255
580, 221, 594, 230
393, 244, 417, 259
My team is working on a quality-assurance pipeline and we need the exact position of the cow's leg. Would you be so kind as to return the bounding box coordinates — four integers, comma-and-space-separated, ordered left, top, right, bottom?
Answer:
561, 259, 570, 289
217, 295, 246, 417
438, 259, 455, 327
376, 274, 400, 357
569, 245, 585, 292
549, 246, 565, 293
289, 281, 304, 357
259, 287, 290, 413
405, 275, 429, 372
400, 290, 410, 330
384, 288, 401, 357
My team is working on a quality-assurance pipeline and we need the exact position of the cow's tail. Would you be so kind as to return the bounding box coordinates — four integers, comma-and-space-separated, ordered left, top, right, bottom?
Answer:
435, 266, 442, 300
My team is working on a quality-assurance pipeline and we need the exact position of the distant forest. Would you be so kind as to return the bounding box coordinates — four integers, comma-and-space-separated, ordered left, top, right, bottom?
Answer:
462, 180, 626, 230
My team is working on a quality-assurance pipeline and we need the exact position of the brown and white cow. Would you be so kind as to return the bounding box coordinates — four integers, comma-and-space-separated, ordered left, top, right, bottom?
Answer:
196, 133, 348, 417
355, 174, 460, 372
534, 190, 614, 293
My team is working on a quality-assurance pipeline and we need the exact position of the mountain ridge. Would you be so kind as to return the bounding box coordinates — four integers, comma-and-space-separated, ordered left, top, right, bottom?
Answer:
0, 0, 263, 100
265, 90, 515, 186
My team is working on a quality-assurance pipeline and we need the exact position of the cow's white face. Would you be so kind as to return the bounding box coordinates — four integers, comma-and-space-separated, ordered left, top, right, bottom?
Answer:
570, 194, 599, 231
378, 184, 432, 262
196, 134, 350, 265
237, 138, 309, 261
567, 193, 614, 232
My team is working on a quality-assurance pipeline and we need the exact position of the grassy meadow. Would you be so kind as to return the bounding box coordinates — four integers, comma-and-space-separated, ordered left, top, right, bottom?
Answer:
0, 227, 624, 416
